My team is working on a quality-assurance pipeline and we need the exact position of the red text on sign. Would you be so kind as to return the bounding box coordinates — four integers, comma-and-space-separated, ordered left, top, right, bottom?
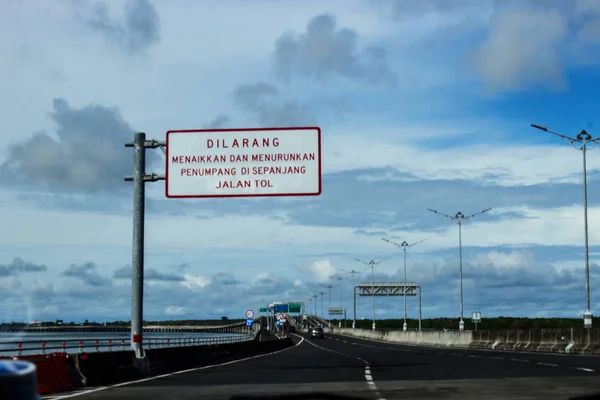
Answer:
207, 137, 280, 149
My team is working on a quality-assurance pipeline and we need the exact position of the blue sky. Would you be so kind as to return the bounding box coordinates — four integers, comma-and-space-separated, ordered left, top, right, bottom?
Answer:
1, 0, 600, 323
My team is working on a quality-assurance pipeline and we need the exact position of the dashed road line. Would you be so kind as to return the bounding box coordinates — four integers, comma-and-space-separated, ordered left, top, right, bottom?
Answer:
302, 335, 385, 400
571, 367, 595, 372
537, 362, 558, 367
329, 333, 599, 377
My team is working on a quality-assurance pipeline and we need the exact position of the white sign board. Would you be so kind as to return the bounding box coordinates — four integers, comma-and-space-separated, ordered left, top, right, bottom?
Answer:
165, 127, 322, 198
472, 311, 481, 323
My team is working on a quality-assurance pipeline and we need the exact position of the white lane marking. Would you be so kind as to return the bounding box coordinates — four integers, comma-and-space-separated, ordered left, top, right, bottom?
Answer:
48, 336, 305, 399
467, 355, 481, 358
572, 367, 595, 372
537, 362, 558, 367
510, 358, 529, 363
489, 357, 504, 360
301, 335, 386, 400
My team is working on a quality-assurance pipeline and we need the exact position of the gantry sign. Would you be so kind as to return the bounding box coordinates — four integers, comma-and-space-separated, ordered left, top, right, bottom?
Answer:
353, 282, 422, 331
357, 282, 417, 296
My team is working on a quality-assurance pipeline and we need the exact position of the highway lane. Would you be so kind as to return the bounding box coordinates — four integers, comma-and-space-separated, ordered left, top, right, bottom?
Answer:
320, 331, 600, 399
46, 335, 375, 400
44, 331, 600, 400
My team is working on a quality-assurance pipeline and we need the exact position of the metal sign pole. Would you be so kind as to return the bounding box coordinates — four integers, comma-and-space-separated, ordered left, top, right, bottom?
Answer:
130, 132, 146, 359
124, 133, 165, 359
417, 286, 422, 332
353, 285, 357, 329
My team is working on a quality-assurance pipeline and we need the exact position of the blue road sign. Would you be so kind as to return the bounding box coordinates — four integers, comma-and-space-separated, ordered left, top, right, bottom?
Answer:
275, 304, 288, 313
276, 320, 281, 326
246, 319, 254, 326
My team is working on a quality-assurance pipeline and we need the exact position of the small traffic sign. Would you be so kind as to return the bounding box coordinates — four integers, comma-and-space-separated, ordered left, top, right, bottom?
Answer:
276, 314, 281, 320
245, 309, 255, 319
246, 318, 254, 326
276, 320, 281, 326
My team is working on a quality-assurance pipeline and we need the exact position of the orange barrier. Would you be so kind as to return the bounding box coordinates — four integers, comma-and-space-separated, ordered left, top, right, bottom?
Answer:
8, 353, 73, 395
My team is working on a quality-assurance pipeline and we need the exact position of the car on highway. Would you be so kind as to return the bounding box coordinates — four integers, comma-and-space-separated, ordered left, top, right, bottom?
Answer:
310, 327, 325, 339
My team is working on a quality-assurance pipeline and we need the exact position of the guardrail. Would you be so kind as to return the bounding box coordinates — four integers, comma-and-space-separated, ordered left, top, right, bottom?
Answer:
0, 334, 254, 357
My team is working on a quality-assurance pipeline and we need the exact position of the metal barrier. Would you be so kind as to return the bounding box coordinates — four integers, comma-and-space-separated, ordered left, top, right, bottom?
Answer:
0, 335, 251, 357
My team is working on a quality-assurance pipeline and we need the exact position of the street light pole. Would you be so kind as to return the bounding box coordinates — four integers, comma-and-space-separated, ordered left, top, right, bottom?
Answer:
341, 268, 360, 328
354, 259, 384, 330
382, 238, 426, 331
531, 123, 599, 328
427, 208, 491, 331
319, 291, 325, 321
321, 284, 336, 323
337, 276, 343, 327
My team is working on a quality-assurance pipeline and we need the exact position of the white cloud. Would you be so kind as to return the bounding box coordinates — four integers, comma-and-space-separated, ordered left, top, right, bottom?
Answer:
472, 250, 534, 269
181, 274, 210, 289
324, 131, 593, 187
165, 306, 186, 316
470, 7, 569, 92
310, 260, 336, 283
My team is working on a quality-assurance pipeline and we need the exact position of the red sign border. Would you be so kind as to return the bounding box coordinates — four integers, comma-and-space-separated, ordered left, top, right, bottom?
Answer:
165, 127, 322, 199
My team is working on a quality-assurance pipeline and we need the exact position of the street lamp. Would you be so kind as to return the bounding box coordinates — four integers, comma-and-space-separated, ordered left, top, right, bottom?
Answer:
321, 284, 336, 322
531, 123, 598, 328
337, 276, 343, 327
382, 238, 426, 331
340, 268, 361, 328
427, 208, 491, 331
319, 291, 325, 320
354, 259, 385, 330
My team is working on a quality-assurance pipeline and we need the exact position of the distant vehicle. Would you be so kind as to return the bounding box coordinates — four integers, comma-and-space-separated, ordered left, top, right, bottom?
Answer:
311, 327, 324, 339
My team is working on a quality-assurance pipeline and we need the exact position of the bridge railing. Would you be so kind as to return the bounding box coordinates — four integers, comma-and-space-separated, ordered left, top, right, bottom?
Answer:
0, 334, 254, 357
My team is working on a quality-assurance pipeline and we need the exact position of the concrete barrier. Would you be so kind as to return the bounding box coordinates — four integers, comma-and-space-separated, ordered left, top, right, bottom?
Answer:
332, 328, 472, 347
333, 327, 600, 356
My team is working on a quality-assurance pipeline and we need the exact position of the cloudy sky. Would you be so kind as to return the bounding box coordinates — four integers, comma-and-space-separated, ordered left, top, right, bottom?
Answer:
1, 0, 600, 324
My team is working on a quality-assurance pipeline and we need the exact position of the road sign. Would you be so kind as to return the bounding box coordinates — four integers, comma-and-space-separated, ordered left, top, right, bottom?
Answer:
288, 303, 301, 313
276, 314, 282, 320
165, 127, 322, 198
276, 320, 281, 326
246, 318, 254, 326
274, 303, 288, 313
280, 319, 287, 323
259, 308, 267, 313
472, 311, 481, 323
245, 309, 255, 319
328, 308, 344, 315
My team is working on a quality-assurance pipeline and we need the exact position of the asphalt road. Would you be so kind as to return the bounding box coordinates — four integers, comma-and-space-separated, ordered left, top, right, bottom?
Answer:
45, 331, 600, 400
